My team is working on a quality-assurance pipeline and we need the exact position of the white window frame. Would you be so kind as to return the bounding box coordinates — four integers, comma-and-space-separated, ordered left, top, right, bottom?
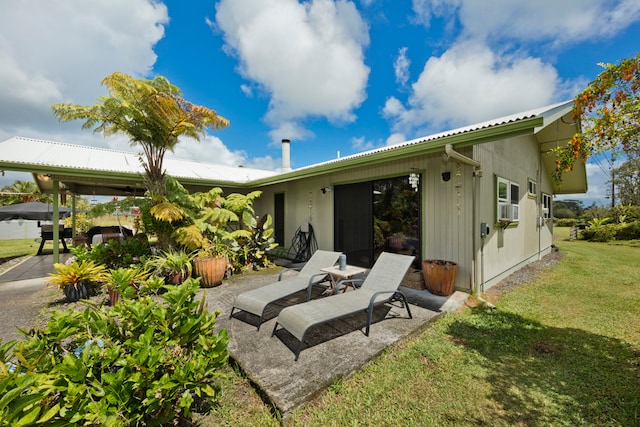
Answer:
527, 178, 537, 199
542, 193, 552, 220
496, 175, 520, 223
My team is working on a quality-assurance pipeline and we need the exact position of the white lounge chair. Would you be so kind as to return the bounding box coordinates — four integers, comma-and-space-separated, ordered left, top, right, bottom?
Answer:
272, 252, 414, 360
230, 250, 341, 329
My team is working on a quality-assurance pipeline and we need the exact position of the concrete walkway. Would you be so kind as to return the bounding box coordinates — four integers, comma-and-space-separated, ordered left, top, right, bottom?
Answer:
0, 256, 468, 416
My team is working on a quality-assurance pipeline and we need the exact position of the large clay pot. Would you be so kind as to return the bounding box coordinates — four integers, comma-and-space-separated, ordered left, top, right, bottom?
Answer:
422, 260, 458, 296
193, 256, 227, 288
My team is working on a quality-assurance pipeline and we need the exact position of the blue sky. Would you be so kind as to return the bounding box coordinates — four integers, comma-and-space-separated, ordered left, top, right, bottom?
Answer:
1, 0, 639, 206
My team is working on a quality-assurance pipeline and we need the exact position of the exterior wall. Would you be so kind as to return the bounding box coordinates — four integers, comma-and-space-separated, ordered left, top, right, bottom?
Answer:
254, 151, 476, 292
474, 135, 555, 290
0, 220, 40, 240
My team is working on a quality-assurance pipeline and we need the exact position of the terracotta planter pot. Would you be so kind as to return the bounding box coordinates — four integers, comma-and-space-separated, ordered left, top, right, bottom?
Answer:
422, 259, 458, 296
108, 287, 120, 305
193, 256, 227, 288
166, 272, 190, 285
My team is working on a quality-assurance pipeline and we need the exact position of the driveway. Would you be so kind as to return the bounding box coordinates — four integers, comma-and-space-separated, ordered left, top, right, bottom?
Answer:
0, 277, 57, 343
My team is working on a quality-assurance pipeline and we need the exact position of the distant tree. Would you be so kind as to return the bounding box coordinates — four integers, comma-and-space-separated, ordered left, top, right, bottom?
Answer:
613, 153, 640, 206
0, 180, 50, 205
553, 199, 585, 218
554, 52, 639, 183
52, 72, 229, 199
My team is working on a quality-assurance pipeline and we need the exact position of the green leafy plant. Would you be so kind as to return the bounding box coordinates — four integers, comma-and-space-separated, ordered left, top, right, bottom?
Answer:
234, 214, 278, 270
47, 260, 108, 302
0, 279, 229, 425
146, 249, 195, 284
105, 266, 151, 303
581, 217, 617, 242
86, 236, 151, 269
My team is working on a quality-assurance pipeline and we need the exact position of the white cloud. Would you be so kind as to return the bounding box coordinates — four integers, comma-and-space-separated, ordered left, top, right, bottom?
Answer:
351, 136, 374, 151
240, 84, 254, 97
390, 0, 640, 141
386, 133, 406, 146
384, 40, 563, 134
268, 121, 315, 145
214, 0, 370, 142
0, 0, 168, 138
0, 0, 277, 191
394, 47, 411, 87
412, 0, 640, 44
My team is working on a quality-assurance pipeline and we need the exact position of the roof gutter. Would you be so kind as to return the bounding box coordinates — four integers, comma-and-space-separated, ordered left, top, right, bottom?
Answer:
444, 144, 481, 169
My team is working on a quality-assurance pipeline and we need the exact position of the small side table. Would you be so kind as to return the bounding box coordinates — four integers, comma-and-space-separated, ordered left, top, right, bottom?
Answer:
320, 265, 367, 293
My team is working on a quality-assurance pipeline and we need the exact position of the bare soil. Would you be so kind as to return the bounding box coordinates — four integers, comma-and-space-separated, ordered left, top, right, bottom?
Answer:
485, 248, 563, 298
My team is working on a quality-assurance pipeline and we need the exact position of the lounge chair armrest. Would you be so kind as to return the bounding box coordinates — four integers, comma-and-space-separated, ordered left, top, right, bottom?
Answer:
367, 290, 399, 308
307, 272, 330, 286
278, 267, 301, 281
305, 272, 332, 300
334, 278, 365, 294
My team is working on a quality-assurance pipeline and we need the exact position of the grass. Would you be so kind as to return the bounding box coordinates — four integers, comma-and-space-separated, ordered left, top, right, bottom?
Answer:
0, 238, 42, 259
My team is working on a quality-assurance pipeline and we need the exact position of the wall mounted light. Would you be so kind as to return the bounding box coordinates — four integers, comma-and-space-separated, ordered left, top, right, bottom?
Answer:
441, 171, 451, 182
321, 186, 332, 194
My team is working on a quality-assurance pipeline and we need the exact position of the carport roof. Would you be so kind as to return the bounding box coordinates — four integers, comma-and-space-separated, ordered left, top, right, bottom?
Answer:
0, 137, 278, 195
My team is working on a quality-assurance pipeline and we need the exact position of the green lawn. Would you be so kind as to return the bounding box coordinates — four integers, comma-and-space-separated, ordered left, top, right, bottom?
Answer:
0, 238, 42, 259
201, 238, 640, 426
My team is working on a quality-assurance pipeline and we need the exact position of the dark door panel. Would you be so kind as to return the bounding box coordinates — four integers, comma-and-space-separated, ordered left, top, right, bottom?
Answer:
334, 182, 373, 267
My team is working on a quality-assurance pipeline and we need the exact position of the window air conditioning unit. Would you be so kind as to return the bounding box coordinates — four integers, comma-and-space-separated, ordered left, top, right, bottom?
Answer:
499, 203, 511, 221
499, 203, 519, 221
511, 204, 520, 221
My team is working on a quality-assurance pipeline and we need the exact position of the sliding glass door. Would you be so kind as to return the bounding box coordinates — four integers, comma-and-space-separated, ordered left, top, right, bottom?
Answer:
334, 174, 421, 268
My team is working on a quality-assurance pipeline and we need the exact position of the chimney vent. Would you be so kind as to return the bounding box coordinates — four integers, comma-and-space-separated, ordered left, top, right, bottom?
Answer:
281, 139, 292, 172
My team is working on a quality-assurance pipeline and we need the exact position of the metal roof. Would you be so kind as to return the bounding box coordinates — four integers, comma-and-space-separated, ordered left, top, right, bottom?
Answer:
0, 101, 586, 195
0, 137, 277, 182
297, 100, 574, 171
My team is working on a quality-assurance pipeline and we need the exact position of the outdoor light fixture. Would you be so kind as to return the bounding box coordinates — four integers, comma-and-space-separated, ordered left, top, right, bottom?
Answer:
321, 186, 332, 194
408, 173, 420, 191
441, 171, 451, 182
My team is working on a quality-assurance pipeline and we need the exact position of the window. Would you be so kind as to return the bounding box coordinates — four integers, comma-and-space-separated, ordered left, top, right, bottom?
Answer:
542, 193, 552, 220
496, 176, 520, 223
528, 179, 537, 198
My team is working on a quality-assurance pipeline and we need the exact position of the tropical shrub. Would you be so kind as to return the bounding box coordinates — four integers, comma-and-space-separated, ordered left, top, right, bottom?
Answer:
234, 214, 278, 270
63, 212, 94, 234
145, 249, 195, 283
0, 279, 229, 425
613, 221, 640, 240
555, 218, 579, 227
86, 236, 151, 269
580, 217, 617, 242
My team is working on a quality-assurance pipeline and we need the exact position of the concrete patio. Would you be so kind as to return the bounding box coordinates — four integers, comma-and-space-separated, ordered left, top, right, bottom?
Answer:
202, 269, 468, 415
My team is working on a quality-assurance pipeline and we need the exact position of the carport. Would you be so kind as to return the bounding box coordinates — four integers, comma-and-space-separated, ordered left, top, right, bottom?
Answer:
0, 136, 278, 263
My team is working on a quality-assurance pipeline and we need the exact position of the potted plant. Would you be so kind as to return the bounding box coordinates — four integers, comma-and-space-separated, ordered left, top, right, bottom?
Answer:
105, 266, 151, 305
48, 260, 108, 302
146, 249, 195, 284
422, 259, 458, 296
